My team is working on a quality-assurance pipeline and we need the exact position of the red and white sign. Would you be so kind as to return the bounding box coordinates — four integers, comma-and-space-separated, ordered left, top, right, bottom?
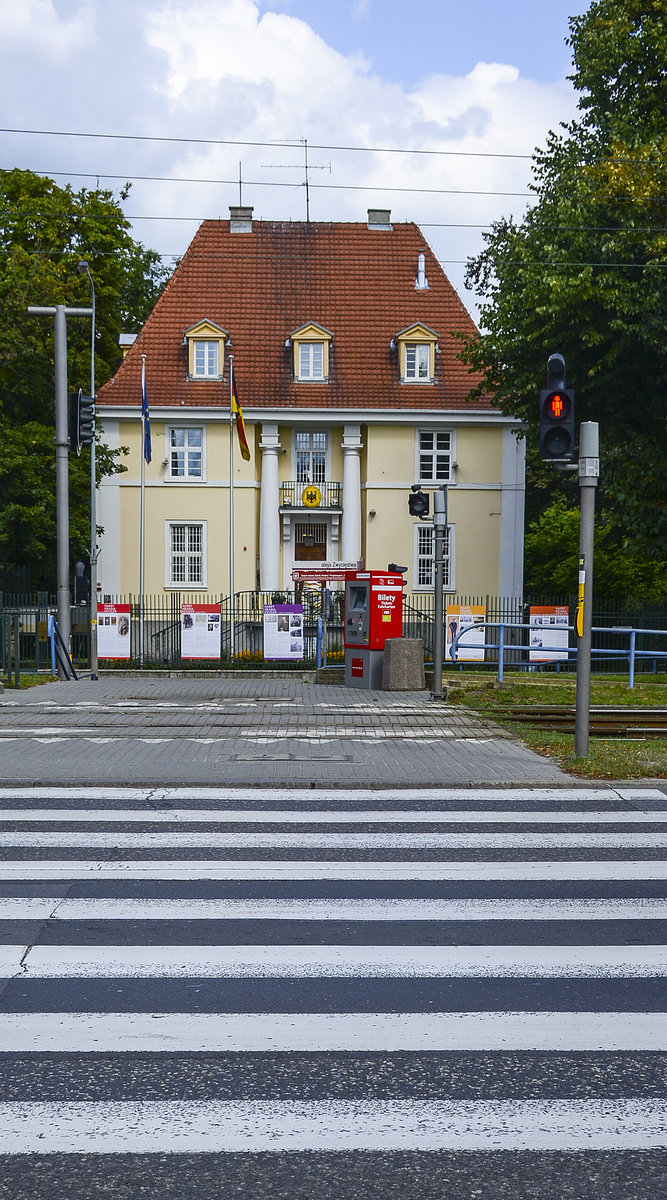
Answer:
181, 603, 221, 660
291, 568, 356, 582
97, 603, 131, 660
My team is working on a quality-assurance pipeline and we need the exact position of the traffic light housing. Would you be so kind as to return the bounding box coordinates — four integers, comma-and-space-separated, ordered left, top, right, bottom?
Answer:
70, 388, 95, 454
539, 354, 575, 462
408, 485, 430, 518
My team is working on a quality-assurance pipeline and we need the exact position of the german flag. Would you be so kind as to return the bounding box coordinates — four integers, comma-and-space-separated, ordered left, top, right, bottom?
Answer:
231, 367, 251, 461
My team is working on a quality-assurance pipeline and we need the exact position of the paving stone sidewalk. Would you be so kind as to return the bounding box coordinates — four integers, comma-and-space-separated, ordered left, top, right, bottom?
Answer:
0, 673, 581, 788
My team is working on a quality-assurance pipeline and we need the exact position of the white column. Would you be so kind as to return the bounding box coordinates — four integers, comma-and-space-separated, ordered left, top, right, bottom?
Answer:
259, 423, 281, 590
341, 424, 363, 563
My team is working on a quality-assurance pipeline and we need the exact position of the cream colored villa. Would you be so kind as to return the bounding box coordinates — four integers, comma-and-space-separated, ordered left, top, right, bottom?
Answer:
95, 207, 524, 599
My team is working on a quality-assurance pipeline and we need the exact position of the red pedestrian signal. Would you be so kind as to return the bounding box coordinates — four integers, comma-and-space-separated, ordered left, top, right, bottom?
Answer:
539, 355, 575, 461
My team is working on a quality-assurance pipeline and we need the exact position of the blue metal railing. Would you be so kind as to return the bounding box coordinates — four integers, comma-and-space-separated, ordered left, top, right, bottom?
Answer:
448, 620, 667, 688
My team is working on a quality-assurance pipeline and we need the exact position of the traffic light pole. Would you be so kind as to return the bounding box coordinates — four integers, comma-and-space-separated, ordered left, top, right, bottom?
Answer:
431, 486, 447, 700
28, 305, 92, 677
574, 422, 599, 757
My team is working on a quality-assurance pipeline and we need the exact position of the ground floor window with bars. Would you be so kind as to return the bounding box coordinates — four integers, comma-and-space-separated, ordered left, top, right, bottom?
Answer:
167, 522, 206, 586
414, 522, 454, 589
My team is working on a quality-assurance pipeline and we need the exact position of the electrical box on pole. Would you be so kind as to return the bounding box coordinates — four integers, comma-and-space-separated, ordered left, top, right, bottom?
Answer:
539, 353, 575, 462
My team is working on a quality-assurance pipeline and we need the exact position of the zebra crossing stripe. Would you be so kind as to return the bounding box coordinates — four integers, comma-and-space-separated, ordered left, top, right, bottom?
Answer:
2, 807, 665, 824
2, 896, 665, 920
6, 944, 667, 978
2, 859, 666, 880
1, 1010, 664, 1053
0, 1098, 664, 1153
2, 830, 665, 847
0, 786, 663, 804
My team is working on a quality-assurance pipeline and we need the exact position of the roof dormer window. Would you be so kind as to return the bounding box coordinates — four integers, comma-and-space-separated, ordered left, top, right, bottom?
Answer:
299, 341, 324, 379
184, 320, 228, 380
290, 322, 333, 383
405, 343, 430, 380
395, 322, 439, 384
194, 340, 219, 377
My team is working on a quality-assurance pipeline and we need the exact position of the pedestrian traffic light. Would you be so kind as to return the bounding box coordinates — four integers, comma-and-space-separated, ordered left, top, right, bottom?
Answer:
71, 388, 95, 454
539, 353, 575, 461
408, 484, 430, 517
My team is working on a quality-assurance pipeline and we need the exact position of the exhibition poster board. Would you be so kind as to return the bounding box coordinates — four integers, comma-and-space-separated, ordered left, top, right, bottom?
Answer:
97, 603, 131, 660
263, 603, 304, 660
181, 603, 221, 660
529, 605, 570, 662
446, 604, 486, 662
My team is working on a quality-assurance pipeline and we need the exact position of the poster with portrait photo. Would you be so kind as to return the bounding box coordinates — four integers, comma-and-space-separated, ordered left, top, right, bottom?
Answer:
97, 603, 131, 660
181, 603, 221, 659
264, 604, 304, 660
446, 605, 486, 662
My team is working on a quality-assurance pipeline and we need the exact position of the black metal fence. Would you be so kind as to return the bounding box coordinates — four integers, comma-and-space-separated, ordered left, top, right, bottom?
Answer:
1, 590, 666, 676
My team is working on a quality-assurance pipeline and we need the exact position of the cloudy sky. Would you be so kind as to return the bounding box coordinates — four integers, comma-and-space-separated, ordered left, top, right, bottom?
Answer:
0, 0, 590, 317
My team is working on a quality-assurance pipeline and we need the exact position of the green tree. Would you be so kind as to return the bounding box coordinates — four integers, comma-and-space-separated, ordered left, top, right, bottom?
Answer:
462, 0, 667, 572
0, 169, 170, 589
525, 496, 667, 600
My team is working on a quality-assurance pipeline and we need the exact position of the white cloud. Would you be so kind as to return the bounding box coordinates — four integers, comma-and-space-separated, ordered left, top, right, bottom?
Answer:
0, 0, 95, 60
0, 0, 580, 315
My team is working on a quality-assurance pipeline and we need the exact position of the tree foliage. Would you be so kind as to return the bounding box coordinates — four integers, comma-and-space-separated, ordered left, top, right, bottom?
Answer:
525, 496, 667, 600
462, 0, 667, 571
0, 169, 170, 590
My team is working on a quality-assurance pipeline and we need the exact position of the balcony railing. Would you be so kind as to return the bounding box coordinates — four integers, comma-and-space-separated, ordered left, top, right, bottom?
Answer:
280, 481, 342, 509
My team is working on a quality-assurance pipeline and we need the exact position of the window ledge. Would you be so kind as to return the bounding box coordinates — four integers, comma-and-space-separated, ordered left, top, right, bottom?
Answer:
164, 477, 207, 484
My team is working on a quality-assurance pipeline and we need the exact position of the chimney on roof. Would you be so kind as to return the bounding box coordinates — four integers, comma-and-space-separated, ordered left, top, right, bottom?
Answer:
229, 205, 253, 233
118, 332, 137, 359
367, 208, 392, 230
415, 252, 429, 290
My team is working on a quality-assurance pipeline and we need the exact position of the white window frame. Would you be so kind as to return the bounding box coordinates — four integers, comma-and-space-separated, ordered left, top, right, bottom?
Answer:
412, 522, 455, 591
417, 428, 454, 484
298, 341, 325, 380
192, 340, 219, 378
165, 521, 207, 588
405, 343, 431, 381
166, 425, 206, 481
294, 429, 328, 484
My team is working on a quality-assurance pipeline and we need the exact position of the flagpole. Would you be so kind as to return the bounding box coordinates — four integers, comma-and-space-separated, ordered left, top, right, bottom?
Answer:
140, 355, 146, 666
229, 355, 235, 660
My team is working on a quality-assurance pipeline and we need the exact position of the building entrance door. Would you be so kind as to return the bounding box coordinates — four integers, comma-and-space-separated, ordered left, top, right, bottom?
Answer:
294, 520, 327, 562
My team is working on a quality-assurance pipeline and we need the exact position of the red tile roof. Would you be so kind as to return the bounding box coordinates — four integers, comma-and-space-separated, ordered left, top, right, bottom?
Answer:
98, 219, 490, 413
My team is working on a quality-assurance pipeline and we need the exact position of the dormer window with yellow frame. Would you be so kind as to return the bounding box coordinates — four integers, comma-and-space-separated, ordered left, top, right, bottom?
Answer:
290, 322, 333, 382
395, 323, 438, 383
184, 320, 228, 380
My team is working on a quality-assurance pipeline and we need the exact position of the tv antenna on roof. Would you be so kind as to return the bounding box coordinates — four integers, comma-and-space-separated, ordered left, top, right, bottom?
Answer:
261, 137, 331, 222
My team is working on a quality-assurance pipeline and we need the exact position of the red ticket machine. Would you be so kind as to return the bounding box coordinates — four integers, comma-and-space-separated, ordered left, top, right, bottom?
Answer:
344, 571, 404, 688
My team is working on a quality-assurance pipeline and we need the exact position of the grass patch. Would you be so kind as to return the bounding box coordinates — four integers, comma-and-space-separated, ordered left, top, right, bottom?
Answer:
446, 672, 667, 779
1, 673, 53, 690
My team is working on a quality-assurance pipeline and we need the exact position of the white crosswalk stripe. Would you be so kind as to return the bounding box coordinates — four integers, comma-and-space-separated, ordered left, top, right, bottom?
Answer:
0, 785, 665, 1191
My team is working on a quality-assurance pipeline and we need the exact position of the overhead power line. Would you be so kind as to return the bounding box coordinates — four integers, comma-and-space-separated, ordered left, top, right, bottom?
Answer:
21, 168, 533, 200
0, 126, 535, 162
1, 126, 660, 169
